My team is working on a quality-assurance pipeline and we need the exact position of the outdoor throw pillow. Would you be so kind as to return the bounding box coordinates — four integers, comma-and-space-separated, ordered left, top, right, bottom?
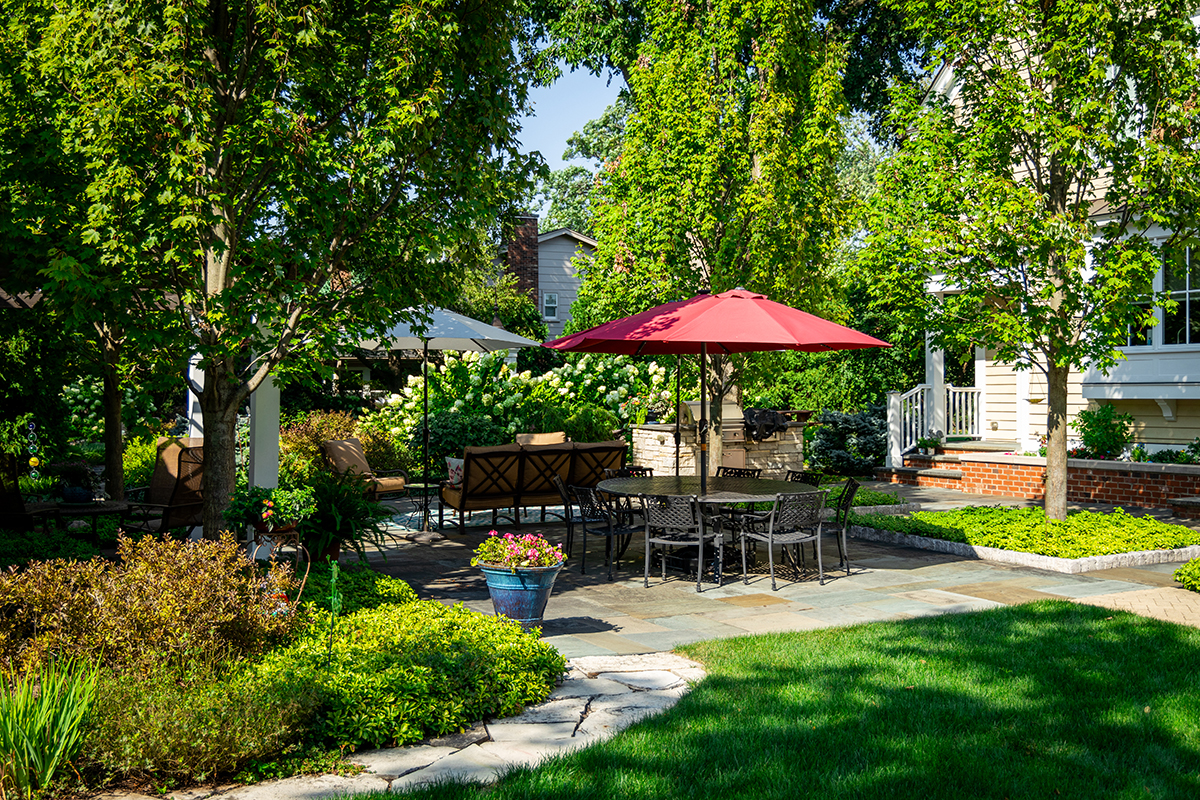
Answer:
445, 457, 465, 486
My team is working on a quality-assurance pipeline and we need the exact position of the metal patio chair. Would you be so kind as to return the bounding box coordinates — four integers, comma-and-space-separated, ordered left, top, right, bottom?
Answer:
737, 491, 829, 589
641, 493, 724, 592
571, 485, 639, 581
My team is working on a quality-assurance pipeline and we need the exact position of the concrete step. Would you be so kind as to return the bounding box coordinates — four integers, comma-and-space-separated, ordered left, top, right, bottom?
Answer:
886, 466, 964, 480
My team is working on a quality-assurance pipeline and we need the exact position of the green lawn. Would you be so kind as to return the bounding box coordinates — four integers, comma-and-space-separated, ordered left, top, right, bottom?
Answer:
377, 602, 1200, 799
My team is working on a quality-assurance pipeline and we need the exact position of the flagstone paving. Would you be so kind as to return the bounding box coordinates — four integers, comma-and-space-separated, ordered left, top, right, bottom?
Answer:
369, 481, 1199, 654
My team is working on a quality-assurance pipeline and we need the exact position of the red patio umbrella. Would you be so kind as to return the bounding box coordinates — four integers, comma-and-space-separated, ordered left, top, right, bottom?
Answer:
544, 289, 890, 493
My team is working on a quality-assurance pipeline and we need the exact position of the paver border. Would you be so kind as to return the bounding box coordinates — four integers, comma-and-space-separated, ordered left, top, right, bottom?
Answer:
849, 524, 1200, 574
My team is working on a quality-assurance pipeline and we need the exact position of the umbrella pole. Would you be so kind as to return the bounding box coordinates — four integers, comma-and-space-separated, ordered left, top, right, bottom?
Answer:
700, 343, 707, 496
422, 338, 430, 533
674, 355, 681, 477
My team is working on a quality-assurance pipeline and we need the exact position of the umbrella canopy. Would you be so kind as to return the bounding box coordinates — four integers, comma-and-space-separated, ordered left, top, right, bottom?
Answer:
544, 289, 890, 491
360, 308, 542, 353
544, 289, 889, 355
360, 308, 542, 533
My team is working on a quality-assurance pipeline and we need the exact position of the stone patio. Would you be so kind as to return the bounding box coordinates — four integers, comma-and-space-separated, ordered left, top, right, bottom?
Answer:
365, 481, 1200, 655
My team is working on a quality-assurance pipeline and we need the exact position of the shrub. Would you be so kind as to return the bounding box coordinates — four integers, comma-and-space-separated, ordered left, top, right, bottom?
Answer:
0, 533, 299, 673
565, 404, 621, 442
79, 660, 312, 784
0, 527, 99, 570
278, 411, 357, 488
300, 563, 418, 615
410, 411, 508, 477
809, 407, 886, 476
852, 506, 1200, 559
1071, 403, 1134, 459
0, 658, 98, 800
1176, 559, 1200, 593
255, 602, 567, 750
121, 437, 159, 489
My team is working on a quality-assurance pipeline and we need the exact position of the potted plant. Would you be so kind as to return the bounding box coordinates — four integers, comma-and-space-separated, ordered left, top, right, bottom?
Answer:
915, 436, 941, 456
472, 530, 566, 630
226, 485, 317, 533
298, 471, 392, 562
49, 461, 102, 504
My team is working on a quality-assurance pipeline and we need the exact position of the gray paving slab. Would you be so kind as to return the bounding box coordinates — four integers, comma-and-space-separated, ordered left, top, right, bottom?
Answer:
349, 744, 457, 776
486, 721, 579, 743
547, 677, 630, 698
1035, 579, 1154, 598
509, 698, 588, 724
596, 670, 684, 690
388, 746, 509, 790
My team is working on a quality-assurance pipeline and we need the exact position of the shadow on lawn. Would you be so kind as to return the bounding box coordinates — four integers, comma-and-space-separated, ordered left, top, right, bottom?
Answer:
395, 601, 1200, 800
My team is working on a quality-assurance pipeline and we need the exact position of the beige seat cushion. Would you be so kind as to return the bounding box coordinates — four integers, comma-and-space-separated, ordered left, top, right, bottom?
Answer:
323, 438, 374, 477
516, 431, 568, 445
373, 475, 407, 494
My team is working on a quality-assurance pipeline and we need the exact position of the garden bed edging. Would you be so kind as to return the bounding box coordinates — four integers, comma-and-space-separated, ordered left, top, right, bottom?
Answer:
849, 524, 1200, 574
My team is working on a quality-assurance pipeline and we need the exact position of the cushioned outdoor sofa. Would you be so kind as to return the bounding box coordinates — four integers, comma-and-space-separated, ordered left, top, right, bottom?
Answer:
439, 440, 626, 534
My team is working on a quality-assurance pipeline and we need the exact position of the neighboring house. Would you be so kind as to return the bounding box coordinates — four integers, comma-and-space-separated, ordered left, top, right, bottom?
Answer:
499, 213, 598, 339
884, 27, 1200, 488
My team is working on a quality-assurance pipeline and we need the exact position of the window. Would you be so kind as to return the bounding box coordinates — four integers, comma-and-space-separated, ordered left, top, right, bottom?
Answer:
1163, 241, 1200, 346
543, 291, 558, 320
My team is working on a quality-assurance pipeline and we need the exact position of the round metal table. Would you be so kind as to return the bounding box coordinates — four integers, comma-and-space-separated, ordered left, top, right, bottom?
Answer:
597, 475, 815, 501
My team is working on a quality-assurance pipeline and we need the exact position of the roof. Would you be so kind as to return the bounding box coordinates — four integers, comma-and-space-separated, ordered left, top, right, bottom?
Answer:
537, 228, 598, 248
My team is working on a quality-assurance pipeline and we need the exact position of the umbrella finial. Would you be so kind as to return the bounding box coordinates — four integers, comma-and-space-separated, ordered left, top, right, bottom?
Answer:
492, 303, 505, 329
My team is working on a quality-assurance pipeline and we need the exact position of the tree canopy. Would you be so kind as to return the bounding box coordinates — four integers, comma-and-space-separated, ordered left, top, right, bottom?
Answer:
866, 0, 1200, 518
2, 0, 545, 534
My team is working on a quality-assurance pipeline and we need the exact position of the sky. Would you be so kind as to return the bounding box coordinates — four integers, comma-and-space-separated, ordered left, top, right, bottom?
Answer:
517, 68, 625, 172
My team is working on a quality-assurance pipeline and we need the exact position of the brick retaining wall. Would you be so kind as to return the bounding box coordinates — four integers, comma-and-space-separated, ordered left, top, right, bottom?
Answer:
878, 453, 1200, 516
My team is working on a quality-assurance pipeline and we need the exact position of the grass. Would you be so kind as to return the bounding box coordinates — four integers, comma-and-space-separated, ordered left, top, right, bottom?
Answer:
852, 505, 1200, 559
362, 602, 1200, 800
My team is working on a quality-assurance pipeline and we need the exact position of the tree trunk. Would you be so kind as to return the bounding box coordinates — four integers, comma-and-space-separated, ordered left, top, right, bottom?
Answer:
99, 329, 125, 501
1044, 360, 1070, 520
199, 363, 244, 539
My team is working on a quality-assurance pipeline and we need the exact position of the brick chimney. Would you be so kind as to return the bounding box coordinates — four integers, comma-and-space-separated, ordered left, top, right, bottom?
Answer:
504, 213, 539, 300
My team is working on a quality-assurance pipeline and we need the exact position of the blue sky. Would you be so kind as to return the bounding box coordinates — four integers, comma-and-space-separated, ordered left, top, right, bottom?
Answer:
517, 68, 625, 172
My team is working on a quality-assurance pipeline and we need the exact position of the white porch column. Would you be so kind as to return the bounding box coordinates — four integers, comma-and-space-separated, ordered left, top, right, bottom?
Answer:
249, 375, 280, 490
186, 354, 204, 437
974, 346, 988, 440
1015, 368, 1032, 452
925, 333, 946, 439
886, 391, 903, 468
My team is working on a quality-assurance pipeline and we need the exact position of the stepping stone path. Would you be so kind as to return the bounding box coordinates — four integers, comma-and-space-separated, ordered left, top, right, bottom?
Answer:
122, 653, 705, 800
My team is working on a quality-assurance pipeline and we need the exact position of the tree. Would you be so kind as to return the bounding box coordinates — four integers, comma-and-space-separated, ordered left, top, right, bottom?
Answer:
570, 0, 848, 469
532, 97, 631, 235
866, 0, 1200, 519
5, 0, 544, 536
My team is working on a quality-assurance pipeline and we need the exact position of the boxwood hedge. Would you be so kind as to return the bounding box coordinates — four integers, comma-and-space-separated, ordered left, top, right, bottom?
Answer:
255, 601, 566, 750
850, 506, 1200, 560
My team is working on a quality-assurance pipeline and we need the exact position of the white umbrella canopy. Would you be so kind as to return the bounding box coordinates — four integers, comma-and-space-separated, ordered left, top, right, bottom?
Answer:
359, 308, 543, 352
358, 307, 542, 532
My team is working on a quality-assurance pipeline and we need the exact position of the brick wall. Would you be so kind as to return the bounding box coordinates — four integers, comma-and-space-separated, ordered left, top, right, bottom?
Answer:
880, 453, 1200, 513
504, 213, 540, 300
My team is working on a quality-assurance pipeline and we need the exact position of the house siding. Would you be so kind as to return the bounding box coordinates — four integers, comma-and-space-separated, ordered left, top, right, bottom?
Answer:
538, 236, 592, 338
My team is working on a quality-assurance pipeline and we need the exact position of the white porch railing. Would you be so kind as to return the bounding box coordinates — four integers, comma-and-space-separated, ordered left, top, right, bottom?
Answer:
945, 385, 981, 438
886, 384, 982, 467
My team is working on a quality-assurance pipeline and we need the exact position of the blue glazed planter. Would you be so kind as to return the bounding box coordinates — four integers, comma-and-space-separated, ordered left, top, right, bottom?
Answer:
478, 562, 564, 630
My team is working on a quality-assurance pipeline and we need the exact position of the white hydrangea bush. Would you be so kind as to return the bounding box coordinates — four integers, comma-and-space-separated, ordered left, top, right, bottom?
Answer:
357, 351, 672, 444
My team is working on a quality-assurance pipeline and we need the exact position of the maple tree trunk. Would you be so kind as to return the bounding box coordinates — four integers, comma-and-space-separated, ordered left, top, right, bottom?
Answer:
199, 363, 244, 539
1044, 361, 1070, 521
